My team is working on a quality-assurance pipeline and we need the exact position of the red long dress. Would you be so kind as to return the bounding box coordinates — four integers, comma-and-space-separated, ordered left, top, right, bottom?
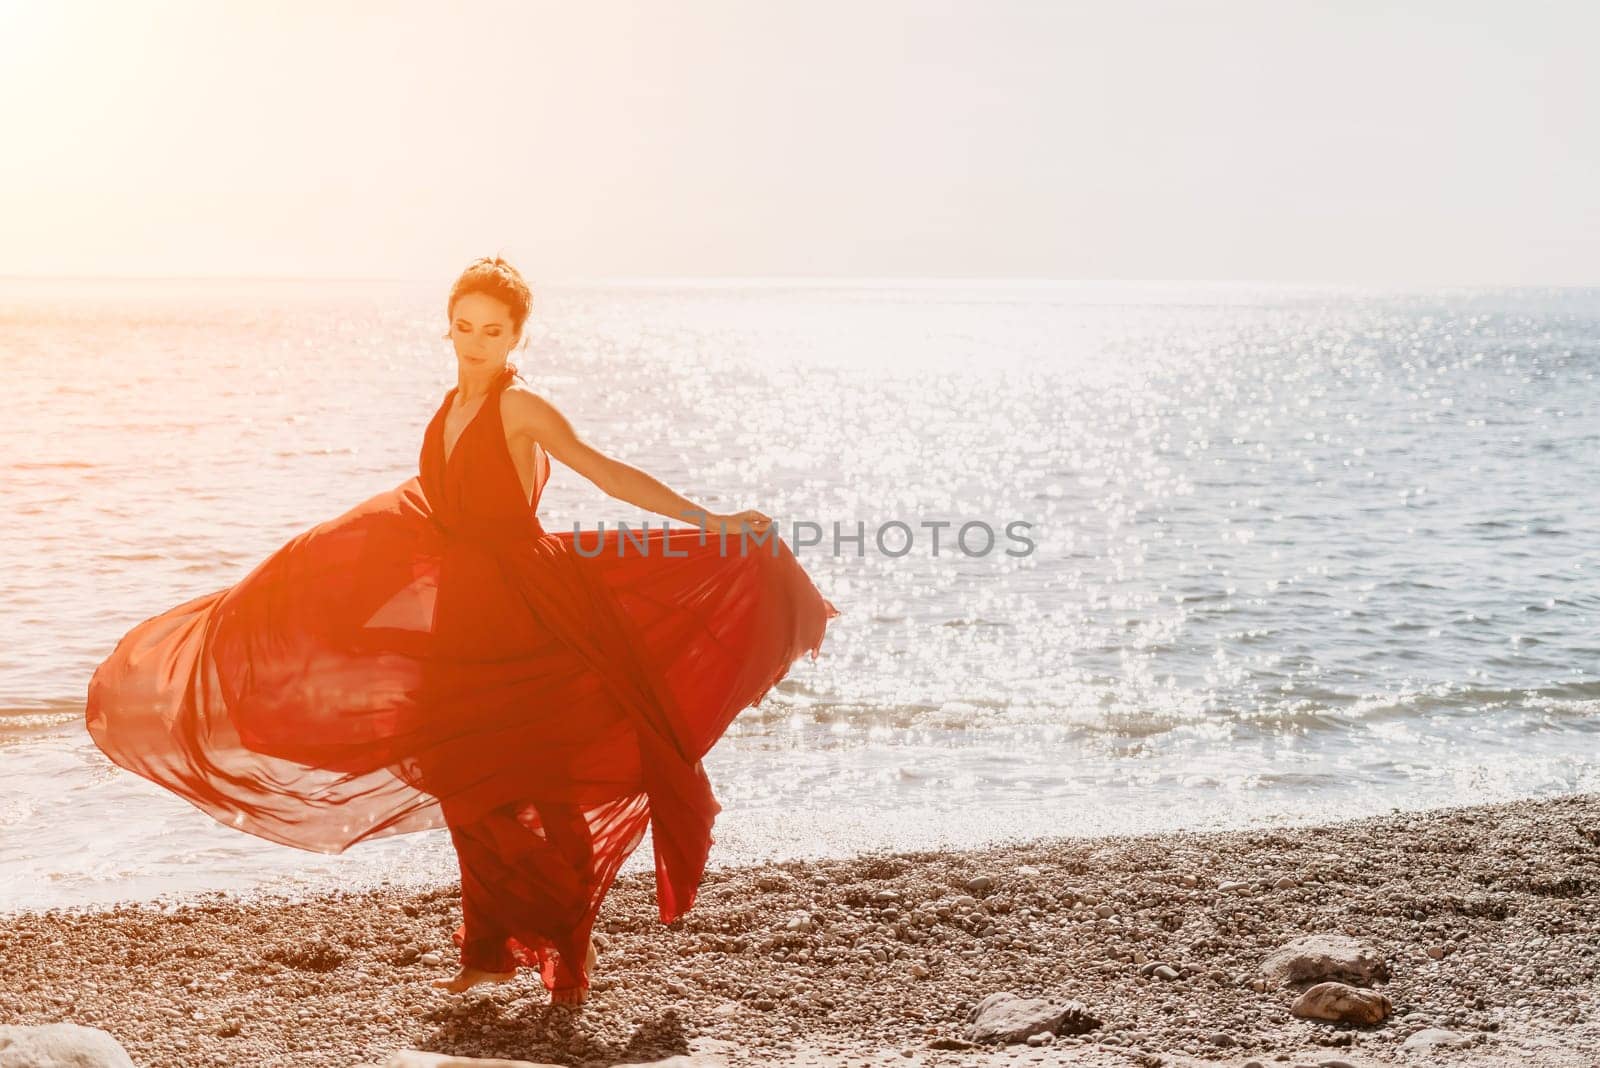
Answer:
85, 365, 839, 994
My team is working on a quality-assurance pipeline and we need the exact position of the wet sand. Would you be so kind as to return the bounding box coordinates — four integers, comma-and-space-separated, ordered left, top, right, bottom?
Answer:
1, 792, 1596, 1067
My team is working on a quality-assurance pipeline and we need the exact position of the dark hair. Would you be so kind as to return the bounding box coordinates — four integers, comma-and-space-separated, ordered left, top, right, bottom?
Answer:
447, 255, 534, 341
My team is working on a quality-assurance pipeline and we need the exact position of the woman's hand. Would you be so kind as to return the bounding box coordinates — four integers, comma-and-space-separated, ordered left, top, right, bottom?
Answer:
701, 509, 774, 536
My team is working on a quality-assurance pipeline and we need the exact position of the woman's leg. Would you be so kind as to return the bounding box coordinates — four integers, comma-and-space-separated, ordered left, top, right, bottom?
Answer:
448, 818, 518, 974
526, 799, 598, 994
440, 798, 603, 994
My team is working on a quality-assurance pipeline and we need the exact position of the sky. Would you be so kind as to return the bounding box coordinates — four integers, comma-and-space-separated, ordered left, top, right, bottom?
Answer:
1, 0, 1596, 284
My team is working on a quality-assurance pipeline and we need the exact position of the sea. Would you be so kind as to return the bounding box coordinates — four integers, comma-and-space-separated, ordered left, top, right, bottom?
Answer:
1, 277, 1596, 912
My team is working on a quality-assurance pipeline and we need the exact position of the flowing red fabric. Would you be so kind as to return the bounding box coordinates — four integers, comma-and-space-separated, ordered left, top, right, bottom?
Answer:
85, 366, 839, 993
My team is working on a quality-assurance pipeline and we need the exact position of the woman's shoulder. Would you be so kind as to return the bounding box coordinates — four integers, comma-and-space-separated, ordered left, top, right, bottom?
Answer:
500, 382, 569, 439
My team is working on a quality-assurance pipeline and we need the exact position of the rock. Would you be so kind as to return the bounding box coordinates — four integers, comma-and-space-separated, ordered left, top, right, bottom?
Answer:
1290, 981, 1392, 1025
965, 875, 996, 894
419, 951, 444, 967
1180, 874, 1198, 887
1274, 875, 1297, 889
385, 1053, 713, 1068
1218, 880, 1249, 892
1403, 1028, 1474, 1051
1151, 965, 1180, 981
909, 962, 930, 978
756, 874, 790, 891
1261, 934, 1389, 987
1426, 944, 1447, 960
966, 991, 1101, 1044
384, 1055, 566, 1067
0, 1024, 136, 1068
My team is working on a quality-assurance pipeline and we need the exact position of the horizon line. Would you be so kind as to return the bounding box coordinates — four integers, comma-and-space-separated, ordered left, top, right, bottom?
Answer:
1, 273, 1598, 290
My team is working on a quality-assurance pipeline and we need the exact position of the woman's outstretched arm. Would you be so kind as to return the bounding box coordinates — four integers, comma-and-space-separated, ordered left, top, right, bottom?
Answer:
503, 388, 772, 535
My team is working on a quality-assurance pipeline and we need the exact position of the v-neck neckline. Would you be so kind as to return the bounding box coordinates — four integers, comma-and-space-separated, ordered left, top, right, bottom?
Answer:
440, 387, 496, 468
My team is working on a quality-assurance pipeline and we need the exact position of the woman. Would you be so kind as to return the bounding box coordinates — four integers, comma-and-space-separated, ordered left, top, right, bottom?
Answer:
85, 256, 839, 1006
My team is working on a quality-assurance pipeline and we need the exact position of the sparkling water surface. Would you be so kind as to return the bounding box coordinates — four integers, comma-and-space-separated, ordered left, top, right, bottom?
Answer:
1, 278, 1596, 911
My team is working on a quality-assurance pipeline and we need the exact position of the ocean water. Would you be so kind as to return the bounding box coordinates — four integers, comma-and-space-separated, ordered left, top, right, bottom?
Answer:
1, 278, 1597, 912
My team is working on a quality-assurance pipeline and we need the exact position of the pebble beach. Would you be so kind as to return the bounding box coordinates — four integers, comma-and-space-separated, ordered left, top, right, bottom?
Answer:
2, 792, 1596, 1067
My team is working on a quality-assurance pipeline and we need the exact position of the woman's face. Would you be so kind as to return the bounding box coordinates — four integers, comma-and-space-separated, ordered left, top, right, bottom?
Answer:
447, 291, 519, 370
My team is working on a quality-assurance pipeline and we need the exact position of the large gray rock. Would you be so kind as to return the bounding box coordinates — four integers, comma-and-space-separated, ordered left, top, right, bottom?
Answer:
1261, 933, 1389, 987
965, 991, 1101, 1044
1290, 981, 1393, 1025
0, 1024, 136, 1068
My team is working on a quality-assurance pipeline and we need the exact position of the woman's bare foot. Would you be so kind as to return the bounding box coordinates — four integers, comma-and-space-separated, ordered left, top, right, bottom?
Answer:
430, 966, 515, 994
550, 985, 587, 1005
548, 939, 598, 1006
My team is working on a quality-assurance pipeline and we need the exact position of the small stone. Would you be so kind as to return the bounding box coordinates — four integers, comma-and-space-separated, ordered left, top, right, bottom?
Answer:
1403, 1028, 1473, 1051
1209, 1031, 1237, 1047
1152, 965, 1180, 981
1274, 875, 1297, 890
909, 962, 930, 979
1261, 934, 1389, 987
1218, 880, 1249, 892
1094, 904, 1115, 918
1180, 873, 1198, 887
966, 875, 996, 894
966, 991, 1101, 1044
1290, 981, 1392, 1025
1426, 944, 1447, 959
418, 951, 443, 967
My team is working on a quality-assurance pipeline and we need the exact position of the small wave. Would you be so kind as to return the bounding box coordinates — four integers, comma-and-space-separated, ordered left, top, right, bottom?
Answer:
0, 701, 82, 746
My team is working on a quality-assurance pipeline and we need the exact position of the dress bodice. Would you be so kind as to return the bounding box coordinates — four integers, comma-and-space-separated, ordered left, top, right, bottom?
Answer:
418, 366, 550, 544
